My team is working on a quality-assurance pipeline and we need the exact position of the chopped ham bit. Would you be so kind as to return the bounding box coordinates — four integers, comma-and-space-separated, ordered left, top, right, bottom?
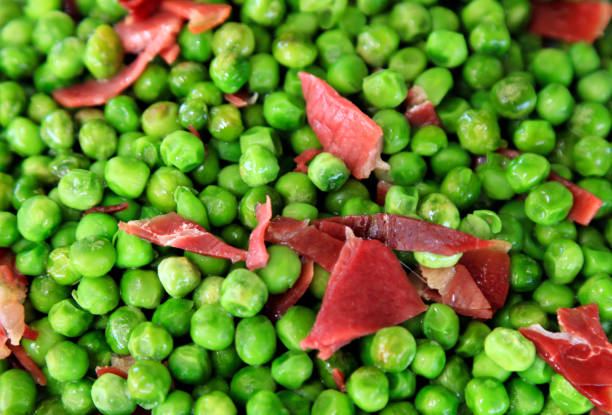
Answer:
293, 149, 324, 173
459, 248, 510, 312
160, 43, 181, 64
376, 180, 392, 206
53, 21, 181, 108
0, 249, 27, 288
22, 325, 39, 341
119, 212, 248, 263
63, 0, 79, 19
420, 265, 493, 319
265, 217, 344, 272
266, 259, 314, 321
9, 345, 47, 386
529, 1, 612, 44
299, 72, 385, 179
224, 91, 259, 108
119, 0, 163, 20
404, 86, 441, 128
331, 368, 346, 393
96, 366, 128, 379
84, 202, 130, 216
520, 304, 612, 412
592, 408, 612, 415
246, 196, 272, 271
301, 236, 427, 359
188, 125, 201, 139
160, 0, 232, 34
315, 214, 500, 256
114, 12, 183, 55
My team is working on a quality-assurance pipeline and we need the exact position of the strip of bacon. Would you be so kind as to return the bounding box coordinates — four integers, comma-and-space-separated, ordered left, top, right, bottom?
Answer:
294, 149, 324, 173
84, 202, 130, 216
331, 368, 346, 393
8, 345, 46, 386
404, 86, 441, 128
265, 259, 314, 321
119, 212, 247, 263
520, 304, 612, 412
225, 91, 258, 108
265, 217, 344, 272
299, 72, 385, 179
22, 325, 38, 341
315, 214, 500, 256
529, 1, 612, 44
160, 0, 232, 34
301, 235, 427, 359
96, 366, 128, 379
246, 196, 272, 271
114, 12, 183, 55
420, 265, 493, 319
53, 21, 180, 108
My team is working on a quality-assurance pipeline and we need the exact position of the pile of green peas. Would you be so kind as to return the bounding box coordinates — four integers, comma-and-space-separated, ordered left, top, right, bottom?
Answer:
0, 0, 612, 413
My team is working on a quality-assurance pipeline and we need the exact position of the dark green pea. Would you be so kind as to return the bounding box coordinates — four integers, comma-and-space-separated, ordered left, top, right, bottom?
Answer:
73, 275, 119, 315
324, 179, 369, 215
152, 298, 195, 337
440, 166, 480, 210
76, 330, 111, 371
28, 275, 71, 314
91, 373, 136, 415
105, 305, 146, 355
456, 321, 490, 358
230, 366, 276, 405
509, 253, 541, 292
326, 54, 368, 95
199, 184, 238, 227
21, 318, 65, 367
263, 91, 305, 131
178, 26, 213, 62
277, 390, 311, 415
270, 350, 312, 389
311, 389, 353, 415
465, 378, 509, 415
549, 374, 594, 414
389, 152, 426, 186
210, 52, 250, 94
430, 144, 471, 178
414, 385, 458, 415
507, 377, 544, 415
211, 346, 243, 379
83, 24, 123, 79
432, 356, 470, 402
463, 54, 503, 90
15, 241, 50, 276
133, 64, 169, 103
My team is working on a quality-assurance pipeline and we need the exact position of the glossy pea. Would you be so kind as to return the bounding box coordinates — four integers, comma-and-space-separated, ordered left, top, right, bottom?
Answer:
152, 298, 195, 337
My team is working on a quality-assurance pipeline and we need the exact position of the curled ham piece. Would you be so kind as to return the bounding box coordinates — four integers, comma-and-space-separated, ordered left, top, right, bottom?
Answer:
331, 368, 346, 393
459, 248, 511, 312
119, 212, 247, 263
529, 1, 612, 44
9, 345, 47, 386
225, 91, 259, 108
84, 202, 130, 216
315, 214, 501, 256
119, 0, 163, 20
115, 12, 183, 55
520, 304, 612, 412
96, 366, 128, 379
376, 180, 392, 206
293, 149, 324, 173
160, 0, 232, 34
265, 217, 344, 272
265, 259, 314, 321
404, 86, 441, 128
246, 196, 272, 270
301, 234, 427, 359
299, 72, 386, 179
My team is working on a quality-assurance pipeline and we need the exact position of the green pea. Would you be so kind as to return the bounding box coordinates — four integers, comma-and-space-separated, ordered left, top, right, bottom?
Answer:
73, 275, 119, 315
69, 236, 115, 278
389, 2, 430, 42
230, 366, 276, 405
525, 181, 573, 226
440, 166, 481, 210
411, 339, 446, 379
536, 84, 575, 127
105, 305, 146, 355
422, 303, 459, 350
426, 29, 468, 68
191, 304, 235, 351
577, 274, 612, 320
15, 195, 60, 242
346, 366, 389, 412
147, 166, 193, 213
152, 298, 195, 338
507, 377, 544, 415
531, 48, 574, 86
457, 109, 501, 154
61, 379, 94, 415
194, 390, 237, 415
92, 374, 136, 415
570, 102, 612, 138
518, 355, 554, 385
542, 239, 583, 284
418, 193, 460, 229
238, 185, 282, 229
46, 341, 89, 382
141, 101, 182, 139
78, 119, 118, 160
119, 269, 162, 309
83, 24, 123, 79
157, 256, 202, 298
363, 69, 408, 109
414, 385, 459, 415
0, 369, 37, 415
465, 378, 509, 415
276, 305, 316, 351
115, 229, 154, 269
311, 389, 353, 415
128, 321, 173, 361
133, 64, 169, 103
167, 344, 212, 386
77, 330, 111, 369
6, 117, 46, 157
414, 67, 454, 106
168, 62, 207, 98
484, 327, 535, 372
549, 374, 594, 414
509, 300, 548, 329
574, 135, 612, 177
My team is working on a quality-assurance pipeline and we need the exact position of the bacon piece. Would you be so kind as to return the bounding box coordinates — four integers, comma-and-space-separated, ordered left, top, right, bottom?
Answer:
331, 368, 346, 393
265, 217, 344, 272
376, 180, 392, 206
119, 0, 163, 20
420, 265, 493, 319
22, 325, 38, 341
299, 72, 385, 179
265, 260, 314, 321
301, 236, 427, 359
119, 212, 247, 263
549, 172, 603, 226
96, 366, 128, 379
115, 12, 183, 54
225, 91, 258, 108
9, 345, 46, 386
404, 86, 441, 128
160, 0, 232, 34
529, 1, 612, 44
53, 21, 180, 108
84, 202, 130, 216
294, 149, 324, 173
458, 248, 510, 312
315, 214, 500, 256
246, 196, 272, 271
63, 0, 79, 19
520, 304, 612, 412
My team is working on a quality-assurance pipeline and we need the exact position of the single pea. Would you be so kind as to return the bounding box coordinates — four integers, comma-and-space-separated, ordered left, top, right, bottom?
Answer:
0, 369, 37, 415
15, 241, 50, 276
105, 306, 146, 355
230, 366, 276, 405
276, 305, 316, 352
245, 390, 289, 415
153, 390, 193, 415
513, 119, 556, 155
389, 152, 427, 186
220, 268, 269, 317
426, 29, 468, 68
191, 304, 235, 351
389, 2, 430, 42
6, 117, 46, 157
506, 153, 550, 193
509, 300, 549, 329
341, 197, 382, 216
577, 274, 612, 320
157, 256, 202, 298
78, 119, 118, 160
32, 10, 74, 53
168, 62, 207, 98
69, 236, 115, 278
128, 321, 173, 361
307, 152, 350, 192
141, 101, 182, 139
239, 145, 280, 187
133, 64, 169, 103
457, 109, 501, 154
272, 31, 318, 68
507, 377, 544, 415
549, 374, 594, 414
147, 166, 193, 213
274, 172, 316, 205
518, 355, 554, 384
569, 102, 612, 138
194, 390, 237, 415
73, 275, 119, 315
531, 48, 574, 86
484, 327, 535, 372
469, 21, 510, 56
419, 193, 460, 229
311, 389, 353, 415
152, 298, 195, 338
346, 366, 389, 412
423, 303, 459, 350
16, 195, 61, 242
263, 91, 305, 131
490, 75, 537, 119
440, 166, 481, 210
574, 135, 612, 177
83, 24, 123, 79
61, 379, 94, 415
91, 373, 136, 415
525, 182, 573, 226
543, 239, 584, 284
414, 385, 458, 415
168, 344, 212, 386
367, 326, 416, 373
414, 67, 454, 106
115, 229, 154, 269
46, 341, 89, 381
465, 378, 509, 415
432, 355, 470, 402
411, 339, 446, 379
119, 269, 163, 309
363, 69, 408, 109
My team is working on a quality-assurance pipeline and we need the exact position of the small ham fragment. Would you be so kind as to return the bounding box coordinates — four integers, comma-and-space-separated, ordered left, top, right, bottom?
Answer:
265, 217, 344, 272
293, 149, 324, 173
404, 86, 441, 128
119, 212, 248, 263
246, 196, 272, 271
22, 325, 39, 341
331, 368, 346, 393
459, 248, 510, 312
9, 345, 47, 386
115, 12, 183, 55
520, 304, 612, 412
119, 0, 163, 20
529, 1, 612, 44
420, 265, 493, 319
301, 236, 427, 359
265, 259, 314, 321
188, 125, 201, 140
315, 214, 500, 256
160, 0, 232, 34
0, 264, 26, 357
299, 72, 385, 179
225, 91, 259, 108
376, 180, 392, 206
84, 202, 130, 216
549, 172, 603, 226
159, 42, 181, 65
96, 366, 128, 379
53, 21, 180, 108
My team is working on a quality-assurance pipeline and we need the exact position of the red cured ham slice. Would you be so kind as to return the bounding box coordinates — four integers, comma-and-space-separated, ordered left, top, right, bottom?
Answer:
265, 217, 344, 272
96, 366, 128, 379
420, 265, 493, 319
592, 409, 612, 415
119, 0, 163, 20
376, 180, 392, 206
315, 214, 499, 256
159, 43, 181, 65
53, 22, 180, 108
459, 248, 510, 312
299, 72, 385, 179
529, 1, 612, 44
265, 259, 314, 321
22, 325, 38, 341
84, 202, 130, 216
160, 0, 232, 34
118, 212, 247, 263
331, 368, 346, 393
246, 196, 272, 271
115, 12, 183, 55
188, 125, 201, 140
549, 172, 603, 226
404, 87, 441, 128
293, 149, 323, 173
520, 304, 612, 412
9, 345, 47, 386
301, 236, 427, 359
225, 91, 259, 108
